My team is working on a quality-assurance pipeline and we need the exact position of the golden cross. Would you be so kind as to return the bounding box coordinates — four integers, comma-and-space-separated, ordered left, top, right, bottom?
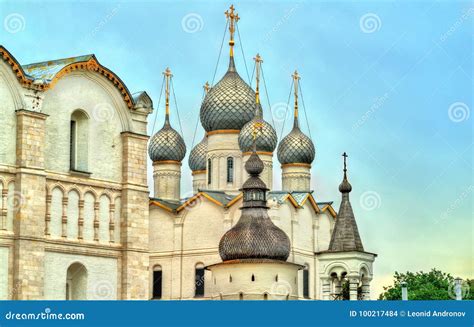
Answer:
253, 53, 263, 103
292, 70, 300, 119
163, 67, 173, 117
225, 5, 240, 55
203, 81, 210, 94
252, 121, 264, 141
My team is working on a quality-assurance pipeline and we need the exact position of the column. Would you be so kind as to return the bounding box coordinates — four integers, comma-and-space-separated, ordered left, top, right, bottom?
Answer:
349, 276, 360, 301
334, 277, 342, 300
109, 203, 115, 243
1, 189, 7, 230
78, 199, 84, 240
93, 201, 99, 241
321, 277, 331, 300
61, 197, 68, 238
361, 279, 371, 300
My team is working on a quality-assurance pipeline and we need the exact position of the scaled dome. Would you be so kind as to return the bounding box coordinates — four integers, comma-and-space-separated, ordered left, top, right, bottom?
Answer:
219, 151, 291, 261
148, 122, 186, 162
238, 105, 277, 153
188, 136, 207, 171
277, 125, 315, 165
200, 59, 256, 132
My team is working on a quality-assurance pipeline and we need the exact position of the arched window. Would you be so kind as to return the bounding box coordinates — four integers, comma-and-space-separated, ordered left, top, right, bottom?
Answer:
66, 262, 87, 300
195, 263, 205, 298
207, 159, 212, 185
70, 110, 89, 172
227, 157, 234, 183
152, 265, 162, 299
303, 264, 310, 299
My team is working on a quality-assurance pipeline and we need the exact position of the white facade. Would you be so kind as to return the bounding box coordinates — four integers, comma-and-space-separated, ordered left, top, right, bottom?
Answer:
0, 42, 376, 300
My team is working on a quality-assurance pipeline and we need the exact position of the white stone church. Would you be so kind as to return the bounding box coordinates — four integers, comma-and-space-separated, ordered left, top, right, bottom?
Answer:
0, 5, 376, 300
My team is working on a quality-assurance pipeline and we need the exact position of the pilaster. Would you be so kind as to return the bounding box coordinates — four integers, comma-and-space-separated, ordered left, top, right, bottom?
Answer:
120, 131, 150, 300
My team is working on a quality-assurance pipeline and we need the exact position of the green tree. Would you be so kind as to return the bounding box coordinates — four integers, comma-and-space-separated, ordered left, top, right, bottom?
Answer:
379, 269, 473, 300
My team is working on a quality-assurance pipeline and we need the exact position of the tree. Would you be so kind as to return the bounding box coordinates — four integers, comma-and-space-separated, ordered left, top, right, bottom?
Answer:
379, 269, 473, 300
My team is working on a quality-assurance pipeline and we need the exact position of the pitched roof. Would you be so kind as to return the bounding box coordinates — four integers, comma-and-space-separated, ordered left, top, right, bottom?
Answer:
328, 163, 364, 252
22, 54, 95, 82
0, 45, 136, 109
149, 191, 242, 213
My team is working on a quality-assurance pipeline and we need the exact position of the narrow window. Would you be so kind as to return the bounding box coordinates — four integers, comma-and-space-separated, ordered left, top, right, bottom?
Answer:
70, 110, 89, 172
152, 265, 162, 299
195, 263, 205, 298
303, 266, 309, 299
70, 120, 76, 170
227, 157, 234, 183
251, 274, 255, 282
208, 159, 212, 185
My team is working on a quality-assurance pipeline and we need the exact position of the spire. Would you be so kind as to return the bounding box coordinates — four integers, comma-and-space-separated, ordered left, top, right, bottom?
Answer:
163, 67, 173, 125
328, 152, 364, 252
225, 4, 239, 71
253, 53, 262, 105
292, 70, 300, 128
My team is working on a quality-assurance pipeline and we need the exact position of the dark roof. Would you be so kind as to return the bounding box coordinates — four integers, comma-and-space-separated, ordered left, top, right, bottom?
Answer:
219, 150, 291, 261
328, 169, 364, 252
149, 197, 181, 211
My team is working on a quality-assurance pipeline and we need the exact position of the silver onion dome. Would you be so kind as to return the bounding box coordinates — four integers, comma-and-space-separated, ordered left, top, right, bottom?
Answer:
149, 120, 186, 162
200, 58, 256, 132
188, 136, 207, 171
277, 121, 315, 165
238, 105, 277, 153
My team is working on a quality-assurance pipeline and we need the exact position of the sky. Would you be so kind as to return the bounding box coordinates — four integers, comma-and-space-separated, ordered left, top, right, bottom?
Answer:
1, 0, 472, 299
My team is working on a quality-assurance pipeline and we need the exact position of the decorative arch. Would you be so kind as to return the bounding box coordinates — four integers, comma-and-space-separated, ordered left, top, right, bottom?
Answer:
323, 261, 350, 276
49, 182, 67, 196
66, 262, 87, 300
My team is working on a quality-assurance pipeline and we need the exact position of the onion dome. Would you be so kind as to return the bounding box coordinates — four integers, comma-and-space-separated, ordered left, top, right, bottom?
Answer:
148, 68, 186, 162
200, 58, 256, 132
239, 113, 277, 153
188, 136, 207, 171
219, 142, 291, 261
238, 54, 277, 153
328, 153, 364, 252
200, 5, 256, 132
277, 70, 315, 165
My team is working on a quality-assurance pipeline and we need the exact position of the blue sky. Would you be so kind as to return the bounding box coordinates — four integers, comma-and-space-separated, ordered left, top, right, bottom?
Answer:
1, 0, 472, 297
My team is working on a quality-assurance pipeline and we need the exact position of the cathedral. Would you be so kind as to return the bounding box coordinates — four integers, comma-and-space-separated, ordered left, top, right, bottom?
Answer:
0, 5, 376, 300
